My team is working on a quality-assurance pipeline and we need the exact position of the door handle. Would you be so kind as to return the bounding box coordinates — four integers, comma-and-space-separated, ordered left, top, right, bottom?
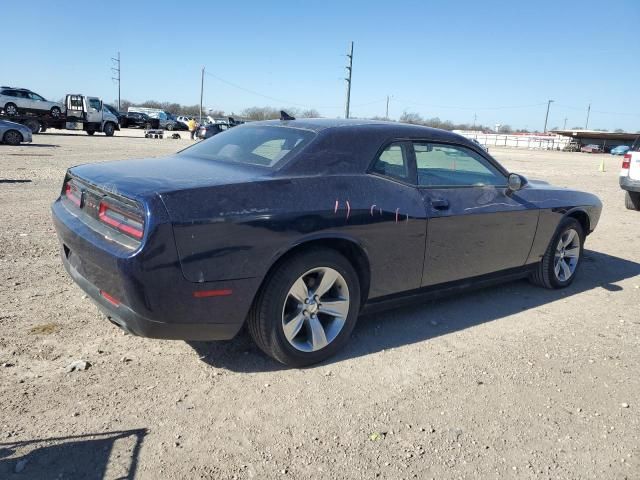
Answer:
430, 198, 449, 210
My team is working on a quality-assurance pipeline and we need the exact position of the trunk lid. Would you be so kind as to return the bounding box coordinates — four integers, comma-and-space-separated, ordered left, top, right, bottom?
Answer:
68, 154, 270, 199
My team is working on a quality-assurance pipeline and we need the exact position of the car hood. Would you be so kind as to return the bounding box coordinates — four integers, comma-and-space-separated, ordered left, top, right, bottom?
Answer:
69, 154, 270, 200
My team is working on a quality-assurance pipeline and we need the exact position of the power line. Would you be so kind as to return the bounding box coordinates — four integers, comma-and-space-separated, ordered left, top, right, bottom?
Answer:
203, 69, 384, 111
394, 98, 548, 111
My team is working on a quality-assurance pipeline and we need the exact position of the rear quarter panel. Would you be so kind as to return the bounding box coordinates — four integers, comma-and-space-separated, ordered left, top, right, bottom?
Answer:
161, 174, 428, 299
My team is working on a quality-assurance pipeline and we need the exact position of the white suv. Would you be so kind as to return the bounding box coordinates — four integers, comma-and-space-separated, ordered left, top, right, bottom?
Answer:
0, 87, 63, 118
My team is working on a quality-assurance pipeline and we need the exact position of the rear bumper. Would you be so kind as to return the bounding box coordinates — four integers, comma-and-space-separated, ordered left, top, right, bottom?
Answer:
52, 198, 259, 341
620, 176, 640, 193
62, 253, 241, 340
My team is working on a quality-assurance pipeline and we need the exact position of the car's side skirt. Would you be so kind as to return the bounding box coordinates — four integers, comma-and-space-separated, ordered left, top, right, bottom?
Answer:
360, 265, 536, 316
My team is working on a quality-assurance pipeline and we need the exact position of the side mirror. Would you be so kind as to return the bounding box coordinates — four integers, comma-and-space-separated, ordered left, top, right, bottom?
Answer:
507, 173, 526, 192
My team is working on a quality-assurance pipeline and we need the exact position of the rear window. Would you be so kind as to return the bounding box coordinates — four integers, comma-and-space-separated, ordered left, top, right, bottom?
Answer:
181, 125, 315, 167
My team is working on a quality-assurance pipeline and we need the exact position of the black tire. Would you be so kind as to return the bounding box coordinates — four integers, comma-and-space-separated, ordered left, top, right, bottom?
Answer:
530, 217, 584, 289
3, 130, 23, 145
103, 122, 115, 137
86, 130, 95, 136
50, 107, 61, 118
145, 122, 152, 130
248, 248, 361, 367
166, 123, 174, 131
4, 103, 18, 116
23, 119, 41, 134
40, 126, 47, 133
625, 191, 640, 210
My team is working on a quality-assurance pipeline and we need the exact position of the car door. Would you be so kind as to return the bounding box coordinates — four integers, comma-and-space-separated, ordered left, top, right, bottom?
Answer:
414, 141, 539, 287
366, 141, 427, 297
86, 98, 103, 124
27, 92, 46, 112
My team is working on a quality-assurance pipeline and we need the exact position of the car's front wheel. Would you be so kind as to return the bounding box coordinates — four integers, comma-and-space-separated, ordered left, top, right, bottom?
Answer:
3, 130, 23, 145
50, 107, 61, 118
625, 191, 640, 210
248, 248, 361, 367
530, 217, 584, 289
103, 122, 115, 137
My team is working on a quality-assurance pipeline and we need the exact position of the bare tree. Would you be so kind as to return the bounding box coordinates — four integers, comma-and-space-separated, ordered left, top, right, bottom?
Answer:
399, 111, 423, 124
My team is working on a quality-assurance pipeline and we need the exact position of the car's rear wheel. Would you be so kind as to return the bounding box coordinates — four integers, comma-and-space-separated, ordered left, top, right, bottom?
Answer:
86, 130, 95, 136
4, 103, 18, 116
166, 123, 174, 131
50, 107, 61, 118
625, 191, 640, 210
530, 217, 584, 289
23, 119, 41, 134
3, 130, 23, 145
248, 248, 360, 367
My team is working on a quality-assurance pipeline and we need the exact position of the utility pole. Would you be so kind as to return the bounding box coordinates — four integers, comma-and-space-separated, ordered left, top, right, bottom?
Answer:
473, 113, 477, 129
111, 52, 121, 111
344, 41, 353, 119
385, 95, 389, 119
199, 67, 205, 124
543, 99, 554, 133
585, 103, 591, 130
563, 117, 568, 129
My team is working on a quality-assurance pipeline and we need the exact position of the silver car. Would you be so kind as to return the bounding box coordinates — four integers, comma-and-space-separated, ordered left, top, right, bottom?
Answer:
0, 87, 62, 117
0, 119, 33, 145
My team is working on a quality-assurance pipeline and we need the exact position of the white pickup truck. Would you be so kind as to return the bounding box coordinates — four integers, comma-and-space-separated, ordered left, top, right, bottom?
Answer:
620, 142, 640, 210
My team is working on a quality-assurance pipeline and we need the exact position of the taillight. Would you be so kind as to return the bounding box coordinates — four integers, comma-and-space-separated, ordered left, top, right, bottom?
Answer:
622, 154, 631, 170
98, 200, 144, 239
64, 182, 82, 207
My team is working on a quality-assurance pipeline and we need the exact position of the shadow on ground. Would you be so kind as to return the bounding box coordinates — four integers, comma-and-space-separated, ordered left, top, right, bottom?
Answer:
189, 250, 640, 372
0, 179, 32, 184
0, 429, 147, 480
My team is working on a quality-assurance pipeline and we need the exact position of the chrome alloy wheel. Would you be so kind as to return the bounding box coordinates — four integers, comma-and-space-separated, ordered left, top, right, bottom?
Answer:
554, 228, 580, 282
281, 267, 350, 352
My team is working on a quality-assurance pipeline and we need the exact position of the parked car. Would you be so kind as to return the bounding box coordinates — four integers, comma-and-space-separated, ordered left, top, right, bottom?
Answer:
103, 104, 124, 125
120, 112, 160, 129
0, 119, 32, 145
471, 138, 489, 152
176, 115, 192, 128
563, 140, 581, 152
581, 144, 603, 153
197, 122, 229, 139
620, 139, 640, 210
0, 87, 62, 117
51, 119, 602, 366
611, 145, 630, 155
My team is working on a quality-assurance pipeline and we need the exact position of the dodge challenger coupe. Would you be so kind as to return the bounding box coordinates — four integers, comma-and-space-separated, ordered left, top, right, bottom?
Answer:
52, 118, 602, 366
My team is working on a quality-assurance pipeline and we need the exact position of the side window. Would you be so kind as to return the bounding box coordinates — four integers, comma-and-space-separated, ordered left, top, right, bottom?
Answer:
29, 93, 45, 101
371, 142, 411, 182
415, 143, 505, 187
2, 90, 15, 97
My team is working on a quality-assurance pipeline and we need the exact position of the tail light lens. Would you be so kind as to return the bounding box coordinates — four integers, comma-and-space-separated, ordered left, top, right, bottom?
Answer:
98, 200, 144, 239
622, 154, 631, 170
64, 181, 82, 207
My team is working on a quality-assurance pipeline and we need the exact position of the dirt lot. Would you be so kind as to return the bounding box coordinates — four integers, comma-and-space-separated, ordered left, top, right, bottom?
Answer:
1, 129, 639, 479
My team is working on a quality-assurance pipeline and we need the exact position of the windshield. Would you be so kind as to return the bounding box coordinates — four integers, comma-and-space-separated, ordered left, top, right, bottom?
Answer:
181, 125, 315, 168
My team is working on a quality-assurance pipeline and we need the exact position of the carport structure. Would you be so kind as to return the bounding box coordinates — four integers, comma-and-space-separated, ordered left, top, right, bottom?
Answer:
552, 129, 640, 150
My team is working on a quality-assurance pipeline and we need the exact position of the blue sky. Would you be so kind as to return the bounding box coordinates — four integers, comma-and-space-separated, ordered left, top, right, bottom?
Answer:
4, 0, 639, 131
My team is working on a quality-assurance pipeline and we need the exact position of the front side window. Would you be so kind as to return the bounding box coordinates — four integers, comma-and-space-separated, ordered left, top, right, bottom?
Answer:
88, 99, 101, 111
415, 143, 505, 187
371, 142, 411, 182
181, 125, 315, 168
29, 93, 45, 101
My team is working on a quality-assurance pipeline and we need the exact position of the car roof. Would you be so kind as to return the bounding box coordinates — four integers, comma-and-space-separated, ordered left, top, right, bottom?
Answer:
249, 118, 467, 142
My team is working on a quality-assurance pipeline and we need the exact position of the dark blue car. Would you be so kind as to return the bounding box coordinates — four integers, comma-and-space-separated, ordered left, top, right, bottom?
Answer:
52, 119, 602, 366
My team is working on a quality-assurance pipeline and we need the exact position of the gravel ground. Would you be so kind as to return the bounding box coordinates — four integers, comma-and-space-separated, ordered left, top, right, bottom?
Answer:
1, 129, 639, 479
